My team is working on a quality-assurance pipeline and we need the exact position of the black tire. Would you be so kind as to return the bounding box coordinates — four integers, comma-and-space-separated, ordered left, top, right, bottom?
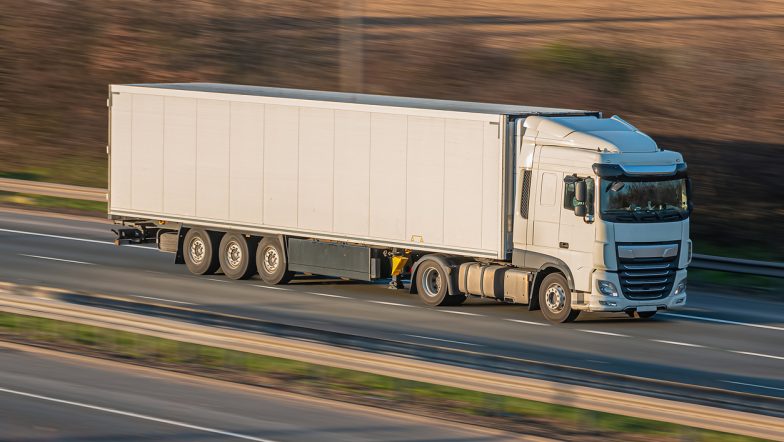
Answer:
538, 273, 580, 323
183, 228, 220, 275
415, 260, 465, 307
255, 237, 293, 284
219, 233, 258, 280
636, 311, 657, 319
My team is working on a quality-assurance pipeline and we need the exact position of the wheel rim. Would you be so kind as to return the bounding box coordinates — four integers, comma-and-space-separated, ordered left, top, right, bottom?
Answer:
189, 236, 206, 264
262, 246, 279, 274
544, 283, 566, 314
421, 267, 442, 298
225, 240, 242, 269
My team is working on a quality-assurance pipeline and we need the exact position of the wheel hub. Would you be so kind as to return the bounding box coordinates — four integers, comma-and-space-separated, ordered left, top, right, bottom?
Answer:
544, 283, 566, 314
226, 241, 242, 269
189, 237, 205, 264
263, 247, 279, 274
421, 267, 442, 298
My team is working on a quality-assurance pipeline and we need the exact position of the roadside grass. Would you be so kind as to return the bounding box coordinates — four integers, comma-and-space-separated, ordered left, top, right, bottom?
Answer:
0, 158, 107, 188
694, 242, 784, 262
0, 312, 763, 442
688, 269, 784, 296
0, 191, 106, 215
690, 242, 784, 295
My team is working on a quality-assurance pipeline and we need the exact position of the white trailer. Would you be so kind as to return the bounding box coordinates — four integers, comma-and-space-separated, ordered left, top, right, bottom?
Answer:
109, 83, 691, 323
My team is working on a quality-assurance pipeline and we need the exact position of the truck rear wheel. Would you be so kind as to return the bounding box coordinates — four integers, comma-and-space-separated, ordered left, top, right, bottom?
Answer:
256, 237, 293, 285
416, 260, 466, 307
539, 273, 580, 323
219, 233, 258, 280
183, 228, 220, 275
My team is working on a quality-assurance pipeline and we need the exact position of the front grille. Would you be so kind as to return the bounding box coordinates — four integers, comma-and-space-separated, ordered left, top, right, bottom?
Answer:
617, 244, 679, 300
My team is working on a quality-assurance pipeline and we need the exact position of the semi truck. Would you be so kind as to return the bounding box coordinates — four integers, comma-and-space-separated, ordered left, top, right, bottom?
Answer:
108, 83, 691, 323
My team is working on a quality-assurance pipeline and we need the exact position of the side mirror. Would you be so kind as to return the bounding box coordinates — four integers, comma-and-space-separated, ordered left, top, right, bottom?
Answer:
574, 205, 587, 217
575, 180, 587, 202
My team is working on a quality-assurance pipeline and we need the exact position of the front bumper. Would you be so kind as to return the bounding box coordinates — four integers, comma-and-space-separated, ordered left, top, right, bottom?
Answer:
575, 269, 688, 312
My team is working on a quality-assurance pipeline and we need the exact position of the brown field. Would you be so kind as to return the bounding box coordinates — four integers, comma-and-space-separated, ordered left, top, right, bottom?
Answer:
1, 1, 783, 255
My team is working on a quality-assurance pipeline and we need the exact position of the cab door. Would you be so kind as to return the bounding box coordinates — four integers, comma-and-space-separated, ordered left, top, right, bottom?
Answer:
558, 177, 595, 292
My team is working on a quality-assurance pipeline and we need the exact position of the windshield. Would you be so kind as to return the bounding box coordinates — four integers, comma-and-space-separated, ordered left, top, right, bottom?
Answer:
600, 178, 689, 222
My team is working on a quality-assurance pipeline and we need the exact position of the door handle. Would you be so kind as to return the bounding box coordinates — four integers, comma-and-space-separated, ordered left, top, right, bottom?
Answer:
559, 242, 569, 249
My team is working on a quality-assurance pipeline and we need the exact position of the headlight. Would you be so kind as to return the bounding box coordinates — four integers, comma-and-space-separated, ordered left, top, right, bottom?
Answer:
674, 279, 687, 295
597, 280, 619, 297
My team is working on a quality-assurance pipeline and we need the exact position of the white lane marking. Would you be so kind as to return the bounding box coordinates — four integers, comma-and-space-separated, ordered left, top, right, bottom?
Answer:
0, 228, 153, 250
439, 310, 484, 317
660, 312, 784, 332
579, 329, 629, 337
306, 292, 350, 299
404, 334, 480, 347
19, 254, 93, 266
251, 285, 290, 291
505, 319, 550, 327
368, 300, 416, 308
651, 339, 704, 348
132, 295, 197, 306
730, 351, 784, 361
586, 359, 609, 364
722, 380, 784, 392
205, 278, 229, 283
0, 386, 277, 442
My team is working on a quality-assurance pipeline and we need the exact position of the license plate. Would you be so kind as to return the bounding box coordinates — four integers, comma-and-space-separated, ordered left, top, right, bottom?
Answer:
637, 305, 657, 313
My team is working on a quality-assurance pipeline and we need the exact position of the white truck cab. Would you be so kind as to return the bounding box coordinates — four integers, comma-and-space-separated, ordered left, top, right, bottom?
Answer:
513, 115, 690, 321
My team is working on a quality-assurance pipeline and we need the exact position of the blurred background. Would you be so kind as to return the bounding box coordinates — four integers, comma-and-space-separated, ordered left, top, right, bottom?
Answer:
1, 0, 782, 259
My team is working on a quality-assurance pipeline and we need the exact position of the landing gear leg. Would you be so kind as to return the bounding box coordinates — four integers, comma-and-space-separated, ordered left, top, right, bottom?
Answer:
389, 274, 404, 290
387, 250, 409, 290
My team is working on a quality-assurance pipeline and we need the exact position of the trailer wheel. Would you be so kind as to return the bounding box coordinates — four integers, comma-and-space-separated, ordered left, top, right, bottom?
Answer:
256, 237, 293, 285
538, 273, 580, 323
183, 228, 220, 275
415, 260, 465, 307
219, 233, 258, 280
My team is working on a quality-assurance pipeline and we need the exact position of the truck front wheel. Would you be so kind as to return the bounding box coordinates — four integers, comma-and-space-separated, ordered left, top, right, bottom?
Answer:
256, 237, 294, 285
538, 273, 580, 323
183, 228, 220, 275
219, 233, 258, 280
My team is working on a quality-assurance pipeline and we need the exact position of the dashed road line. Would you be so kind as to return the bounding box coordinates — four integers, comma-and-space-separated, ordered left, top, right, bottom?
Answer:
439, 310, 484, 317
0, 228, 153, 250
205, 278, 229, 283
132, 295, 197, 306
579, 329, 629, 337
722, 380, 784, 392
367, 300, 417, 308
730, 351, 784, 361
650, 339, 704, 348
251, 285, 290, 291
505, 319, 550, 326
19, 254, 93, 266
0, 386, 277, 441
306, 292, 350, 299
404, 334, 480, 347
660, 312, 784, 332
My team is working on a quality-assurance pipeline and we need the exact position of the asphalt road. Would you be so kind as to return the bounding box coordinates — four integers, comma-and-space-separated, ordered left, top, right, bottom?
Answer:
0, 343, 514, 441
0, 209, 782, 401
